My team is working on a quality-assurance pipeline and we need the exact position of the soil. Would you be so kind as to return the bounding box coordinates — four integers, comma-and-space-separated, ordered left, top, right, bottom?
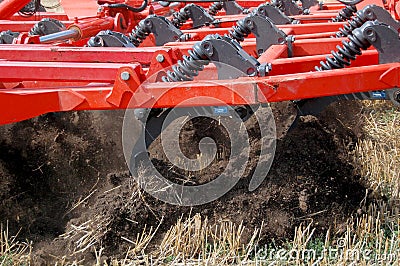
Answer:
0, 101, 372, 264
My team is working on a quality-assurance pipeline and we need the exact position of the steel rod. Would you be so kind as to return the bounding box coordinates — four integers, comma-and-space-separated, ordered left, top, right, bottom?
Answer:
39, 29, 79, 43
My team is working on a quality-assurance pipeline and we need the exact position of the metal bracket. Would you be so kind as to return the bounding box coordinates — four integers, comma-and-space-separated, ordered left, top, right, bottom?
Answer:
362, 5, 400, 32
0, 30, 19, 44
241, 14, 287, 56
88, 30, 135, 47
360, 21, 400, 64
286, 35, 295, 57
360, 23, 400, 106
184, 4, 217, 28
300, 0, 319, 10
223, 0, 248, 15
255, 3, 294, 25
270, 0, 303, 15
143, 15, 186, 46
199, 34, 269, 79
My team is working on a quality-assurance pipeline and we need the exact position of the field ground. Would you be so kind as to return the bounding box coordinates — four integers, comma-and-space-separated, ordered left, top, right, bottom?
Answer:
0, 99, 399, 265
1, 1, 400, 265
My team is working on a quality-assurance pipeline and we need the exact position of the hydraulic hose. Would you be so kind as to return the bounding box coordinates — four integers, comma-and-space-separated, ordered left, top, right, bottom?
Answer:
108, 0, 148, 13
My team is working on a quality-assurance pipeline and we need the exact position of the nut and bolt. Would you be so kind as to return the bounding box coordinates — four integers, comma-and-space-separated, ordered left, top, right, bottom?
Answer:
364, 28, 376, 42
120, 71, 130, 81
257, 63, 272, 77
246, 19, 254, 29
286, 35, 295, 43
156, 54, 165, 63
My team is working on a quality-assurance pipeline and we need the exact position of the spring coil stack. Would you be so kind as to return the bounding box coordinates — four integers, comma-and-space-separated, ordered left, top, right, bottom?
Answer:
129, 19, 151, 47
334, 9, 368, 37
332, 5, 357, 22
229, 18, 251, 42
19, 0, 44, 17
29, 18, 65, 36
171, 7, 190, 28
316, 27, 371, 71
162, 42, 210, 82
208, 2, 223, 16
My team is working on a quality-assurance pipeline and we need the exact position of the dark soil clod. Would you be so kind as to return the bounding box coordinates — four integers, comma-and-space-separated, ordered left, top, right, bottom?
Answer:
0, 102, 369, 263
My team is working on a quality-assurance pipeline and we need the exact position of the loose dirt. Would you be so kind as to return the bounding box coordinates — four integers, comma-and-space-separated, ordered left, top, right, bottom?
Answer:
0, 101, 371, 264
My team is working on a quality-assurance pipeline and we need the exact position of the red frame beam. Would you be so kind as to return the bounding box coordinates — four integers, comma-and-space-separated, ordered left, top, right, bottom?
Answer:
0, 62, 398, 125
0, 0, 396, 127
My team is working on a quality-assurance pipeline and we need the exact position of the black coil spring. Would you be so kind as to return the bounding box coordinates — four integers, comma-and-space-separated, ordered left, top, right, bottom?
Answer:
229, 18, 251, 42
208, 2, 223, 16
316, 29, 371, 71
334, 11, 366, 37
29, 18, 65, 36
162, 42, 209, 82
171, 8, 190, 28
332, 5, 357, 22
129, 19, 151, 47
18, 0, 45, 17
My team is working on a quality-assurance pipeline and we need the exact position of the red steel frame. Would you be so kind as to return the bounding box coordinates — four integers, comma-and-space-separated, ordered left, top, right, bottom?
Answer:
0, 0, 398, 125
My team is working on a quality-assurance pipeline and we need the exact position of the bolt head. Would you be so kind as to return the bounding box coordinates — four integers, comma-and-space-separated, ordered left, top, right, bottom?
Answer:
156, 54, 165, 63
245, 19, 254, 29
134, 108, 148, 121
364, 27, 376, 42
201, 41, 213, 56
120, 71, 130, 81
364, 8, 375, 20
